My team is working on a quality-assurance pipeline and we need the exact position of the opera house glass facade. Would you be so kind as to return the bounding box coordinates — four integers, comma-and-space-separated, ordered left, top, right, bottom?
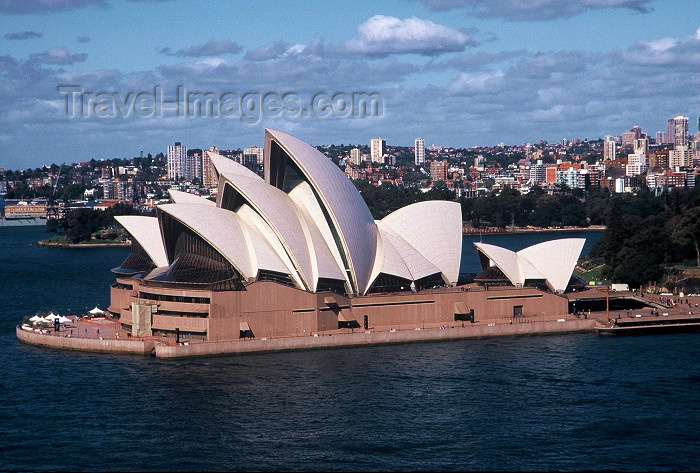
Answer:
109, 129, 572, 342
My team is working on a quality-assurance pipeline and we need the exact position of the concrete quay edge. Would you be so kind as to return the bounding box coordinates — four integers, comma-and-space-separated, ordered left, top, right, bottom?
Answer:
16, 325, 156, 355
154, 319, 598, 359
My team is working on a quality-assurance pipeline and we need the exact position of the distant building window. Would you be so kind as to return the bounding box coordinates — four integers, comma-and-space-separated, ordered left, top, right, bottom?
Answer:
513, 305, 523, 317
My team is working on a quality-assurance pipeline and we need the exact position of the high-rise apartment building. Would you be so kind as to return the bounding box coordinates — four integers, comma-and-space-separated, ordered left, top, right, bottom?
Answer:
202, 146, 217, 188
626, 153, 647, 176
670, 116, 689, 147
370, 138, 386, 164
667, 118, 675, 145
529, 160, 546, 184
414, 138, 425, 166
634, 138, 648, 155
243, 146, 264, 175
604, 135, 616, 160
669, 146, 691, 169
350, 148, 361, 166
430, 160, 447, 182
621, 126, 642, 148
167, 141, 187, 180
185, 153, 202, 181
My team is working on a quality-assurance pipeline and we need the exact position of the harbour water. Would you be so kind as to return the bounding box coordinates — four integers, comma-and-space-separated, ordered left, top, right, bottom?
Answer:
2, 226, 699, 471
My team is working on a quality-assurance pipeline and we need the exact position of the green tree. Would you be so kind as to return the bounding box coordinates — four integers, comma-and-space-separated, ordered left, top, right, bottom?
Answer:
609, 221, 670, 287
672, 206, 700, 267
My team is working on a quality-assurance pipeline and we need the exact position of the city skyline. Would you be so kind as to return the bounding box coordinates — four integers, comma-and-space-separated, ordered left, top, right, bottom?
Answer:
0, 0, 698, 169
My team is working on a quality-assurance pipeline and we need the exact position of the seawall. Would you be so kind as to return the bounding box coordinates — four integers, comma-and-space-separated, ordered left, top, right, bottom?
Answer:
155, 319, 598, 359
16, 326, 156, 355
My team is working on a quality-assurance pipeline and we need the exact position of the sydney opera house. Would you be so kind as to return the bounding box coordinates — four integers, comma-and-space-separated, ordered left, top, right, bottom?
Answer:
108, 129, 581, 342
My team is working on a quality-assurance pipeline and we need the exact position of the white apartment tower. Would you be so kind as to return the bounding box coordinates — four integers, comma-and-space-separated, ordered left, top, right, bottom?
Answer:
370, 138, 386, 164
626, 153, 647, 176
414, 138, 425, 166
167, 141, 187, 180
604, 135, 616, 160
350, 148, 361, 166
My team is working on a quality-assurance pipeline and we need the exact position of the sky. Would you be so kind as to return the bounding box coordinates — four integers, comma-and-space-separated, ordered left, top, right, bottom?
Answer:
0, 0, 698, 169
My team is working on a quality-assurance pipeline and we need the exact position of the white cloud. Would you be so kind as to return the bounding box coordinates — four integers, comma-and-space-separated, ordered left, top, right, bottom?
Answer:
447, 70, 504, 93
341, 15, 475, 56
645, 38, 678, 52
28, 47, 87, 65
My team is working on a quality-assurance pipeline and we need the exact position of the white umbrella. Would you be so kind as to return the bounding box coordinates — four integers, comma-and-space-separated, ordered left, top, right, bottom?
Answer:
45, 314, 60, 322
28, 315, 44, 323
88, 307, 104, 315
58, 316, 71, 324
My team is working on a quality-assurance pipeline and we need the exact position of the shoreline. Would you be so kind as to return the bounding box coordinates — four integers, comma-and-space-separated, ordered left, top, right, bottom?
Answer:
36, 240, 130, 248
462, 225, 605, 235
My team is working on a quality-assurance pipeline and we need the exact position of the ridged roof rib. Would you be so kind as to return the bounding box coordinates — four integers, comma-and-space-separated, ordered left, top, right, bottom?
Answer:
264, 129, 378, 295
115, 216, 169, 268
474, 238, 585, 293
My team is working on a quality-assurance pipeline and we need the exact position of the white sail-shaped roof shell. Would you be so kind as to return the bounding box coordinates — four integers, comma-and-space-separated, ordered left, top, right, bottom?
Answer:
234, 203, 304, 288
158, 204, 289, 281
219, 169, 345, 291
367, 229, 414, 286
517, 239, 585, 293
474, 238, 585, 293
265, 129, 377, 295
114, 215, 168, 267
378, 201, 462, 285
287, 181, 350, 287
220, 171, 312, 287
374, 227, 440, 282
475, 243, 522, 285
168, 189, 216, 206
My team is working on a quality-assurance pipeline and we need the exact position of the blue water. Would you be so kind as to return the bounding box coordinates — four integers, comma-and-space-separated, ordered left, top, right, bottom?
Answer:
2, 226, 699, 472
